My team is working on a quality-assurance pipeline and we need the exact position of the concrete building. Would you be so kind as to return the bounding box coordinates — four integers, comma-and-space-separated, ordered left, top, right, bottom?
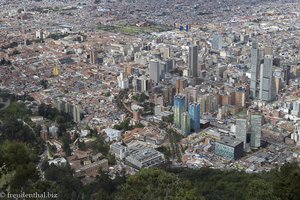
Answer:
125, 148, 165, 169
176, 78, 187, 94
250, 114, 263, 148
133, 75, 151, 93
188, 45, 198, 77
292, 100, 300, 117
110, 143, 128, 159
214, 137, 244, 160
103, 128, 122, 142
291, 124, 300, 146
259, 46, 276, 102
148, 60, 160, 83
235, 118, 248, 149
117, 72, 129, 89
250, 40, 260, 98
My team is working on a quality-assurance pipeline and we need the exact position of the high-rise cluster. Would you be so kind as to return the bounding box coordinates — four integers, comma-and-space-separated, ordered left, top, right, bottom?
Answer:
250, 41, 276, 102
173, 94, 201, 136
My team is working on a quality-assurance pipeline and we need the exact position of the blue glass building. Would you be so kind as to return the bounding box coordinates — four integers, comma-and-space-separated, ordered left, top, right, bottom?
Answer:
174, 95, 186, 128
189, 103, 200, 133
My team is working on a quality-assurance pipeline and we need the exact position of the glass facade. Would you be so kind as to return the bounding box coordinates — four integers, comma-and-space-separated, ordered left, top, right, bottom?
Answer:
174, 95, 186, 128
189, 103, 201, 133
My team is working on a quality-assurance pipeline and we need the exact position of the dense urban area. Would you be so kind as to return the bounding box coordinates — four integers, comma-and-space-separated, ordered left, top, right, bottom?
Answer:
0, 0, 300, 199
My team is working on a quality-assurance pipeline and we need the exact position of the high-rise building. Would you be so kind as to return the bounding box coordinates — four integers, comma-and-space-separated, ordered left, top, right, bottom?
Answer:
181, 112, 191, 136
283, 65, 291, 86
117, 72, 129, 89
73, 105, 81, 123
149, 60, 160, 83
188, 45, 198, 77
189, 103, 201, 133
175, 78, 187, 94
250, 40, 260, 98
235, 118, 247, 149
162, 85, 176, 106
133, 75, 151, 93
291, 124, 300, 146
259, 46, 276, 102
292, 100, 300, 117
234, 89, 246, 107
212, 33, 223, 51
174, 95, 186, 128
250, 114, 262, 148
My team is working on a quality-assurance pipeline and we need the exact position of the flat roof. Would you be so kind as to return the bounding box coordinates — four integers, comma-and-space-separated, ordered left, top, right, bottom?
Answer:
217, 136, 243, 147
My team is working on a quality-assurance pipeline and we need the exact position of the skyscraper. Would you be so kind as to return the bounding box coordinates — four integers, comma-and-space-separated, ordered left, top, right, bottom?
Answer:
259, 46, 276, 102
174, 95, 186, 128
175, 78, 187, 94
188, 45, 198, 77
250, 114, 262, 148
283, 65, 291, 86
250, 40, 260, 98
236, 118, 247, 149
181, 112, 191, 136
149, 60, 160, 83
189, 103, 201, 133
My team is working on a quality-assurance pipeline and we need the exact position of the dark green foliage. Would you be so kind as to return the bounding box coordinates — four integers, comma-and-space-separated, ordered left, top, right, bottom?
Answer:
107, 153, 116, 165
44, 164, 82, 200
132, 93, 148, 103
92, 137, 109, 156
0, 141, 40, 192
113, 118, 144, 131
162, 114, 174, 123
273, 163, 300, 200
105, 91, 111, 97
61, 134, 72, 156
115, 168, 202, 200
156, 146, 172, 159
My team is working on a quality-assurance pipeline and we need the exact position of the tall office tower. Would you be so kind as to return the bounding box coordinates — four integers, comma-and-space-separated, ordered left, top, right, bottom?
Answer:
250, 114, 262, 148
133, 75, 151, 93
149, 60, 160, 83
259, 46, 276, 102
250, 40, 260, 98
212, 33, 223, 51
188, 45, 198, 77
73, 105, 81, 123
291, 124, 300, 146
236, 118, 247, 149
174, 95, 186, 128
181, 112, 191, 136
189, 103, 201, 133
175, 78, 187, 94
292, 100, 300, 117
162, 85, 176, 106
90, 49, 95, 64
283, 65, 291, 86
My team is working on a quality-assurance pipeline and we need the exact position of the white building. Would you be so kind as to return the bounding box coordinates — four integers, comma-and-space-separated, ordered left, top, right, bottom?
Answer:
291, 124, 300, 146
103, 128, 122, 142
110, 143, 128, 159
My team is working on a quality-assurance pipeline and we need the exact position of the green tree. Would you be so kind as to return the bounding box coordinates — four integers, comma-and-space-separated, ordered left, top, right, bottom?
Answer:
245, 180, 279, 200
115, 168, 202, 200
